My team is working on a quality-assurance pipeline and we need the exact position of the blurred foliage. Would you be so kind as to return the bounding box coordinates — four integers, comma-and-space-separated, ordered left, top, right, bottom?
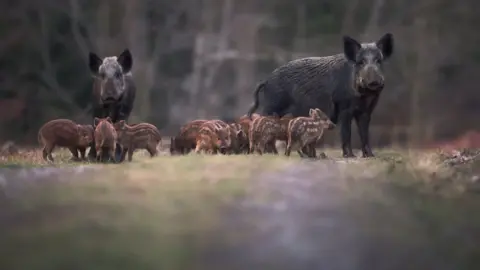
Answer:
0, 0, 479, 145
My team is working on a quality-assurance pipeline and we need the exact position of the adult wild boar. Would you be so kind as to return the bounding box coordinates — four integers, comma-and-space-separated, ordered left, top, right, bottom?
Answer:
247, 33, 394, 158
86, 49, 136, 162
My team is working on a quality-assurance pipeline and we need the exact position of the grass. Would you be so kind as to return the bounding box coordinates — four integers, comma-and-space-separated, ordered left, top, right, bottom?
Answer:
0, 150, 289, 270
1, 145, 480, 269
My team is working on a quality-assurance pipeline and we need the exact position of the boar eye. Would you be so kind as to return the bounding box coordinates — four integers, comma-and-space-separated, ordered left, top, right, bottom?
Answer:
357, 59, 366, 66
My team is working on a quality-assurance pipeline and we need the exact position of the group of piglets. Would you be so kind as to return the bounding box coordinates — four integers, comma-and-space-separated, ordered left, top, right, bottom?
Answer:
170, 107, 335, 159
37, 117, 161, 163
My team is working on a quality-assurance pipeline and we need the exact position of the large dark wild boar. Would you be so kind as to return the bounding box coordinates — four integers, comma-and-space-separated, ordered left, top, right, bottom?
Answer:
87, 49, 136, 162
247, 33, 394, 158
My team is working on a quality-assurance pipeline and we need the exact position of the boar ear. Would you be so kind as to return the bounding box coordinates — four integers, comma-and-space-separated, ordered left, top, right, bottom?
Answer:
89, 52, 103, 75
309, 108, 314, 116
376, 33, 394, 60
117, 49, 133, 73
105, 117, 112, 123
343, 35, 362, 62
93, 117, 100, 126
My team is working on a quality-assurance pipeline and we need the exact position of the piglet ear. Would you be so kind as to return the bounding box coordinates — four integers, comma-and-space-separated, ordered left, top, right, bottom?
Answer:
117, 49, 133, 73
105, 117, 112, 123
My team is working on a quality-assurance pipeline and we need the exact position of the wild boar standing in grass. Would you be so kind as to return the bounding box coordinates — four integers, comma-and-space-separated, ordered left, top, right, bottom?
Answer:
247, 33, 394, 158
38, 119, 94, 162
94, 117, 118, 163
88, 49, 136, 162
285, 108, 335, 158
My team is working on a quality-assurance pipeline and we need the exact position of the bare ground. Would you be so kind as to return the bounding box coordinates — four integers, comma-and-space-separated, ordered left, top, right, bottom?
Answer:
0, 146, 480, 270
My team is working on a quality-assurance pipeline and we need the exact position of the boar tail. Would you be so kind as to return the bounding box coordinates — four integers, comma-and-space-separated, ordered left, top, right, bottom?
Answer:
247, 82, 265, 119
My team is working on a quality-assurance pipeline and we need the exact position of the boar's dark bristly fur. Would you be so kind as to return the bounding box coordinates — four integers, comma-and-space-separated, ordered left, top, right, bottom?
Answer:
247, 33, 394, 158
87, 49, 136, 162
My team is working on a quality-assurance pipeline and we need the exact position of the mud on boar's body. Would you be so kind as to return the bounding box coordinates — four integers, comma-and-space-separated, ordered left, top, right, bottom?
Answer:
87, 49, 136, 162
195, 120, 231, 154
38, 119, 94, 162
285, 108, 335, 158
247, 33, 394, 158
170, 119, 208, 155
94, 117, 118, 163
114, 120, 161, 162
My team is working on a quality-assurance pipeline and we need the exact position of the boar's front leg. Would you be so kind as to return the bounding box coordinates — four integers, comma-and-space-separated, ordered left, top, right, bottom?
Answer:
355, 113, 374, 158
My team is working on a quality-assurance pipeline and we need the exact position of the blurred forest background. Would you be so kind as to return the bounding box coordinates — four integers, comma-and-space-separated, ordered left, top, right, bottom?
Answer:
1, 0, 479, 147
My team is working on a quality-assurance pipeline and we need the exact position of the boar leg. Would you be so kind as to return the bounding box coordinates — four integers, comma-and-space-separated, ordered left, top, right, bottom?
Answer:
42, 143, 55, 162
114, 142, 123, 162
339, 110, 355, 158
68, 147, 81, 161
354, 113, 374, 158
126, 147, 134, 162
285, 140, 293, 157
78, 147, 87, 160
119, 148, 128, 162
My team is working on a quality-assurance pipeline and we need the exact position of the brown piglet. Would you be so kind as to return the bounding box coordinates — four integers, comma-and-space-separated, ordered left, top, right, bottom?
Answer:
170, 119, 208, 155
38, 119, 94, 162
94, 117, 118, 162
285, 108, 335, 158
195, 120, 230, 154
115, 120, 162, 162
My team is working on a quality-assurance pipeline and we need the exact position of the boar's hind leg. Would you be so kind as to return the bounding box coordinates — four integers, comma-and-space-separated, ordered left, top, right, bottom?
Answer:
43, 143, 55, 162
